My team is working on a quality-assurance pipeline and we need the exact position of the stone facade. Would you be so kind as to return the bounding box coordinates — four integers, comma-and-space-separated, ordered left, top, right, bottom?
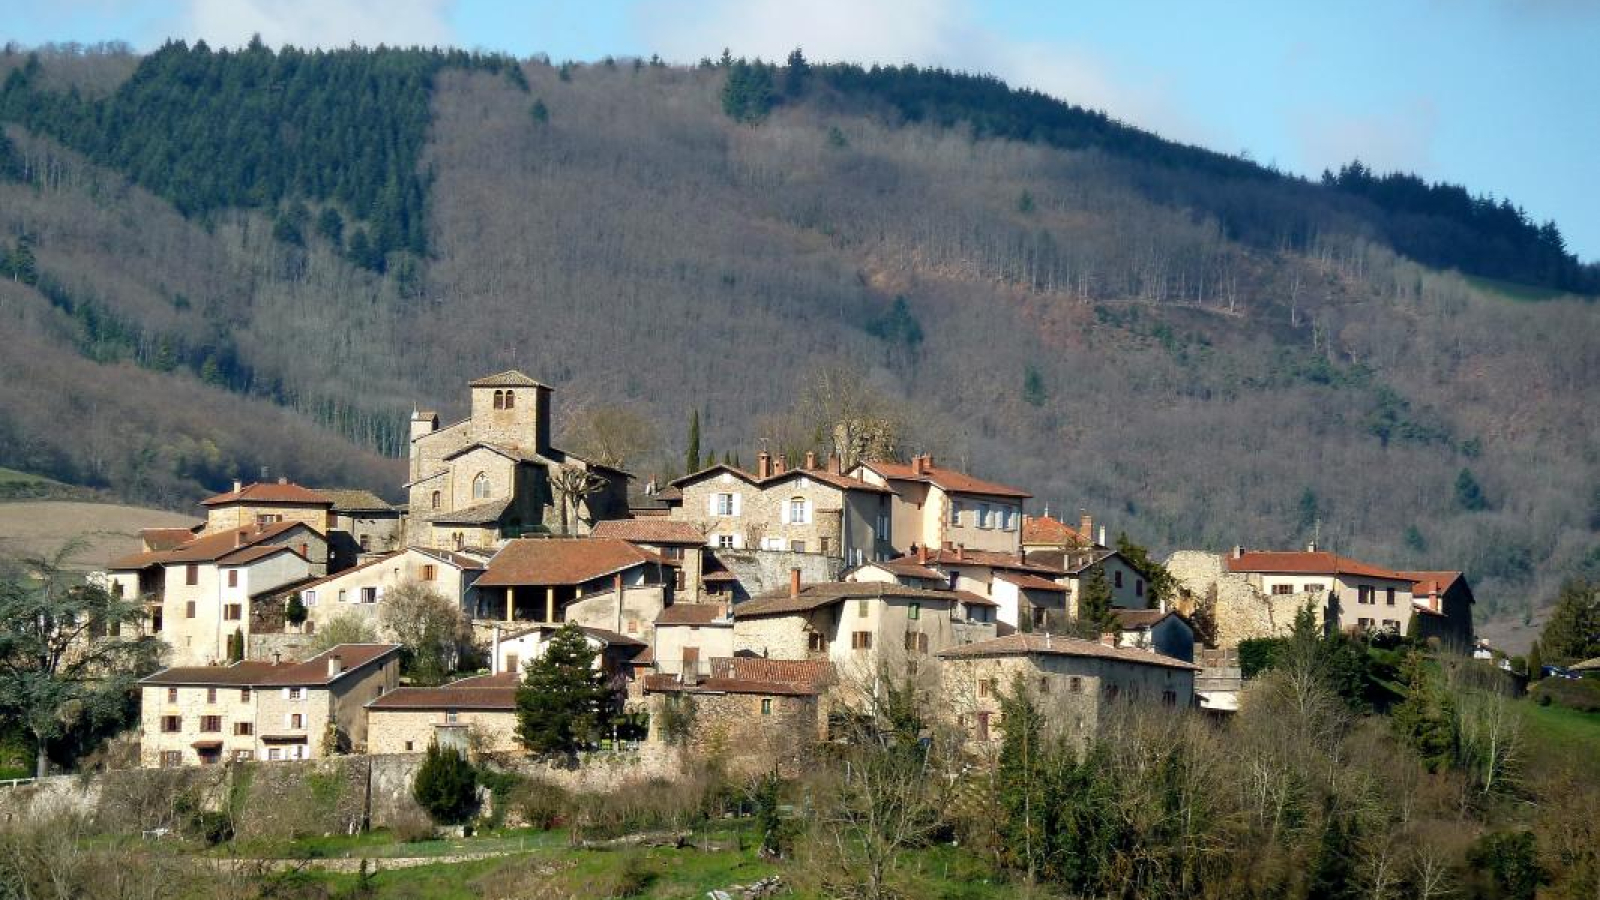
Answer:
851, 457, 1026, 555
647, 689, 820, 776
673, 466, 891, 562
709, 549, 842, 604
367, 709, 520, 756
1165, 551, 1325, 647
292, 548, 482, 639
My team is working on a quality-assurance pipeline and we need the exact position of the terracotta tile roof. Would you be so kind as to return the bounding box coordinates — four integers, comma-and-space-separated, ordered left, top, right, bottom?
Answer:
669, 463, 889, 495
291, 551, 404, 592
423, 497, 511, 525
498, 623, 648, 648
702, 570, 739, 582
995, 571, 1067, 592
668, 463, 761, 488
109, 521, 308, 569
217, 544, 304, 567
141, 644, 400, 687
1021, 514, 1090, 547
590, 519, 706, 545
365, 672, 519, 711
736, 582, 964, 618
201, 482, 333, 507
479, 538, 668, 587
953, 589, 999, 608
937, 632, 1200, 670
1021, 547, 1116, 575
410, 547, 487, 570
140, 527, 200, 551
1226, 550, 1409, 581
1397, 570, 1464, 597
1115, 608, 1176, 629
317, 488, 395, 512
861, 460, 1030, 499
468, 370, 547, 388
710, 657, 835, 688
868, 557, 947, 581
922, 548, 1064, 575
656, 603, 730, 626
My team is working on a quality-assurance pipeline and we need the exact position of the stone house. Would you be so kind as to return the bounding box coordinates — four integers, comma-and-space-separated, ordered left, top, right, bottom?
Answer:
406, 371, 631, 551
643, 657, 832, 774
105, 522, 322, 666
1113, 609, 1196, 663
195, 480, 334, 568
1398, 570, 1476, 651
936, 633, 1199, 748
906, 546, 1073, 632
469, 538, 674, 644
1021, 510, 1102, 553
137, 643, 400, 767
590, 518, 709, 599
651, 602, 735, 680
1165, 550, 1326, 648
1225, 546, 1417, 635
670, 453, 894, 564
731, 576, 993, 689
1020, 545, 1151, 612
845, 556, 1001, 641
850, 454, 1029, 555
286, 547, 485, 639
317, 488, 402, 571
365, 672, 521, 756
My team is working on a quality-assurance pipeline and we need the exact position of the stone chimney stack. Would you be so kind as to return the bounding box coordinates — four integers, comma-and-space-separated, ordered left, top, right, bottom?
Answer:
956, 543, 966, 561
1079, 511, 1093, 542
1232, 545, 1245, 560
775, 454, 788, 475
829, 453, 842, 475
757, 451, 772, 479
804, 450, 817, 470
327, 654, 343, 678
916, 544, 928, 564
911, 454, 925, 476
923, 453, 935, 470
232, 479, 243, 493
789, 567, 802, 600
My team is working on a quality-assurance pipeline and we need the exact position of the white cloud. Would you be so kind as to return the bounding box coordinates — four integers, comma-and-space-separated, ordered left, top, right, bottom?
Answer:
179, 0, 457, 49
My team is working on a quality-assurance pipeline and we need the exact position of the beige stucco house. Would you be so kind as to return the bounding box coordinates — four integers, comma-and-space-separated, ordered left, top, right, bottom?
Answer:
137, 644, 400, 767
1225, 547, 1418, 635
406, 371, 631, 551
288, 546, 484, 638
651, 602, 735, 680
850, 454, 1029, 555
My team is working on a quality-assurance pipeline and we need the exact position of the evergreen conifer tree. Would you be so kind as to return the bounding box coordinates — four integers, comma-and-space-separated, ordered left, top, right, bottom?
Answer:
997, 675, 1052, 880
685, 409, 702, 473
1537, 578, 1600, 664
515, 623, 611, 755
1391, 650, 1455, 771
1455, 468, 1489, 511
1073, 567, 1117, 638
412, 742, 477, 824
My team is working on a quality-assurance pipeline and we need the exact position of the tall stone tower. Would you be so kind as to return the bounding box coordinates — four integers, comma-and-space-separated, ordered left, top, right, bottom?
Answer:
467, 370, 553, 453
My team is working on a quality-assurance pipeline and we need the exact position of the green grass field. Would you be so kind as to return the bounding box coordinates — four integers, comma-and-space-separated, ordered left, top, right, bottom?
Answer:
1522, 699, 1600, 778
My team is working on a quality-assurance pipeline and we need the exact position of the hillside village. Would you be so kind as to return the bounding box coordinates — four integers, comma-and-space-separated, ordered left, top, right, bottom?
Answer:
96, 370, 1480, 770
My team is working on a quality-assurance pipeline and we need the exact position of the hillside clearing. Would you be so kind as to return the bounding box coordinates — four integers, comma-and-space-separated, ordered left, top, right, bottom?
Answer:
0, 500, 197, 569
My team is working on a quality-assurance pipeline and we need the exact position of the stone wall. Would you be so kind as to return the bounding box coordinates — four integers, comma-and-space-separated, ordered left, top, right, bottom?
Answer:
654, 692, 818, 777
714, 549, 841, 603
1165, 551, 1323, 647
247, 631, 314, 663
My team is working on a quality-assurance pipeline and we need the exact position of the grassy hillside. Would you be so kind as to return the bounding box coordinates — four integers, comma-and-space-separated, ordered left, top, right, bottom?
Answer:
0, 499, 199, 570
0, 46, 1596, 638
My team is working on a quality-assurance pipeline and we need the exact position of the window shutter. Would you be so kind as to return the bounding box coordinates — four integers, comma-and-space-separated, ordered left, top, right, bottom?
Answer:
707, 494, 717, 516
375, 585, 385, 602
731, 493, 742, 517
731, 533, 744, 550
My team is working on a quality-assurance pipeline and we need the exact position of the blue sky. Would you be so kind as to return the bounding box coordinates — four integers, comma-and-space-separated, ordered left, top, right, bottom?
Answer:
10, 0, 1600, 260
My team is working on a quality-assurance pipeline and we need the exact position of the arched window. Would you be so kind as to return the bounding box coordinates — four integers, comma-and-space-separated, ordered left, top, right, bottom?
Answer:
492, 390, 504, 410
430, 490, 441, 509
473, 472, 491, 499
504, 390, 515, 409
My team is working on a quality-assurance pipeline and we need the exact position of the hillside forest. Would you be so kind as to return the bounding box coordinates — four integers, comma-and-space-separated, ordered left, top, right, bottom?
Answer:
0, 42, 1597, 644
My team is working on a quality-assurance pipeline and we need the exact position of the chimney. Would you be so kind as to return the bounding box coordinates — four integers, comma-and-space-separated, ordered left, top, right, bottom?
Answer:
1231, 545, 1244, 560
916, 544, 928, 564
234, 530, 245, 548
232, 479, 243, 493
789, 567, 802, 600
277, 476, 288, 485
1306, 541, 1318, 553
829, 453, 842, 475
1079, 511, 1093, 542
910, 454, 924, 476
327, 654, 344, 678
922, 453, 934, 470
614, 572, 625, 632
757, 451, 772, 479
804, 450, 817, 470
942, 540, 954, 552
956, 543, 966, 561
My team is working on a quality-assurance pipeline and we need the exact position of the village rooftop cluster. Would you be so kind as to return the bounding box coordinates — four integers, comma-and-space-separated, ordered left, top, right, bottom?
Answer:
100, 371, 1477, 769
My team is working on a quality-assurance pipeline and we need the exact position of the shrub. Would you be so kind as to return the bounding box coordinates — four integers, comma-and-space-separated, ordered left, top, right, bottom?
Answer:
390, 803, 435, 843
1531, 677, 1600, 713
512, 779, 569, 830
1467, 830, 1544, 900
412, 744, 478, 825
1238, 638, 1281, 678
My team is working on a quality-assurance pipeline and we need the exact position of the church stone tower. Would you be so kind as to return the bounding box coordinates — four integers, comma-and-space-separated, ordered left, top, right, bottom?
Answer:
467, 370, 552, 453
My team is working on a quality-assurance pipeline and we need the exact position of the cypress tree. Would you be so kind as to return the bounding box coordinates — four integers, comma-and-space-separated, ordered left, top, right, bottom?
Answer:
685, 409, 702, 473
412, 742, 477, 824
1073, 567, 1117, 638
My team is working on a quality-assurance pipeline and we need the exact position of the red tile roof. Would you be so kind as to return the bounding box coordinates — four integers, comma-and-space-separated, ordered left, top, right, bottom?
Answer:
868, 557, 947, 581
140, 526, 200, 551
201, 482, 333, 507
736, 582, 965, 618
109, 521, 310, 569
953, 589, 999, 608
922, 547, 1064, 575
140, 644, 400, 687
365, 672, 519, 711
1115, 608, 1177, 629
937, 633, 1199, 670
669, 463, 889, 494
1021, 514, 1090, 547
1397, 570, 1464, 597
476, 538, 665, 587
995, 571, 1067, 592
656, 603, 730, 626
590, 519, 707, 545
861, 460, 1030, 499
710, 657, 835, 688
1225, 550, 1409, 581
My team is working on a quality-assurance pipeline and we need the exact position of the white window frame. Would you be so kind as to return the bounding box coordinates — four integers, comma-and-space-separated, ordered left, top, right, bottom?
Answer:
713, 492, 738, 517
302, 589, 317, 607
788, 497, 808, 525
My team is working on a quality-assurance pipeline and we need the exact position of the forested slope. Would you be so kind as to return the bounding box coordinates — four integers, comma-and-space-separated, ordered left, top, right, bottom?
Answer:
0, 44, 1596, 641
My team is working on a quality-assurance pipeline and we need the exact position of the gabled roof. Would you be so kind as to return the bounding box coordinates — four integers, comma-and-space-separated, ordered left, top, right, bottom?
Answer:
994, 571, 1067, 592
200, 482, 333, 507
476, 538, 667, 587
656, 603, 730, 626
736, 582, 964, 618
1115, 608, 1184, 629
859, 460, 1030, 499
109, 521, 310, 569
862, 557, 947, 582
922, 547, 1064, 576
936, 632, 1200, 670
668, 463, 888, 494
1021, 514, 1091, 547
290, 551, 404, 593
1397, 570, 1467, 598
140, 526, 201, 551
1021, 547, 1117, 575
317, 488, 395, 513
423, 497, 511, 525
590, 519, 706, 545
366, 672, 520, 711
410, 546, 487, 570
1226, 550, 1409, 581
441, 441, 546, 465
469, 370, 548, 388
140, 644, 401, 687
499, 623, 648, 648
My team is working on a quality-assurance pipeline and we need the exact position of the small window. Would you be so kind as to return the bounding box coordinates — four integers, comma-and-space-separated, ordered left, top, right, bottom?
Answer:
1386, 588, 1396, 606
789, 498, 807, 524
186, 564, 199, 586
819, 537, 832, 556
790, 540, 806, 553
1114, 570, 1123, 589
224, 604, 242, 621
1163, 690, 1177, 707
858, 599, 869, 618
227, 570, 238, 588
978, 505, 991, 528
287, 687, 303, 701
908, 602, 920, 621
808, 632, 826, 652
505, 653, 519, 674
1136, 579, 1144, 597
361, 587, 378, 604
431, 491, 441, 510
492, 389, 504, 410
446, 709, 459, 724
716, 534, 735, 549
1039, 676, 1050, 694
161, 715, 181, 733
404, 741, 414, 752
167, 687, 179, 703
949, 501, 962, 525
161, 750, 182, 768
206, 688, 217, 704
185, 601, 197, 619
303, 590, 317, 607
1069, 677, 1082, 694
504, 390, 515, 409
240, 688, 251, 702
1032, 608, 1047, 629
421, 564, 437, 581
234, 750, 254, 762
761, 698, 773, 716
289, 713, 304, 729
268, 748, 282, 761
359, 534, 371, 551
200, 715, 221, 733
1271, 584, 1294, 595
975, 711, 990, 741
715, 493, 736, 516
851, 631, 872, 650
